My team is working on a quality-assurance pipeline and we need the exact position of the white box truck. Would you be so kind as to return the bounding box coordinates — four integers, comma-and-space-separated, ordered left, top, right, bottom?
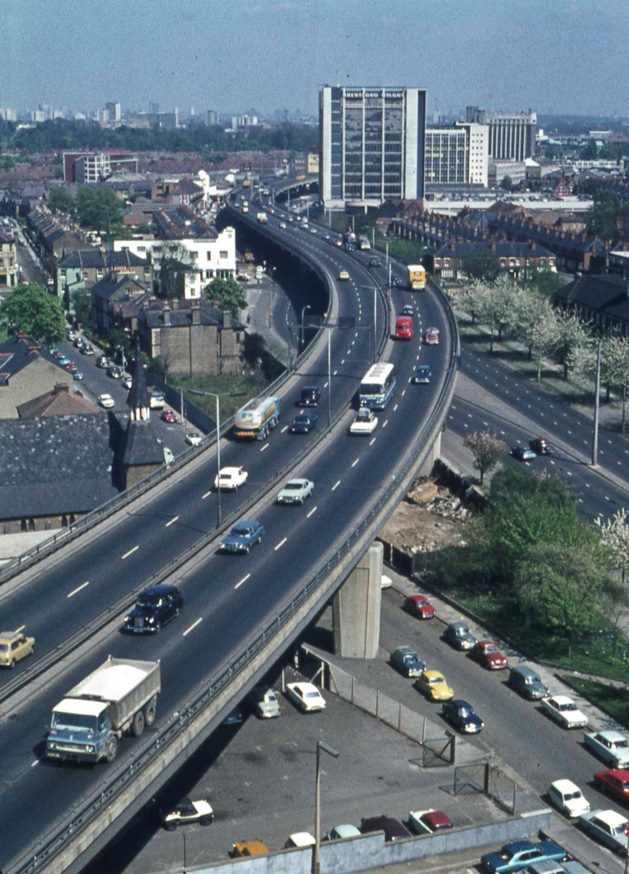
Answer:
46, 656, 161, 763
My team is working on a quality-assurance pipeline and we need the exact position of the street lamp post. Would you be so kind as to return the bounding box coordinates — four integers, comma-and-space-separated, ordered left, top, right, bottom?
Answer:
300, 305, 312, 349
312, 740, 339, 874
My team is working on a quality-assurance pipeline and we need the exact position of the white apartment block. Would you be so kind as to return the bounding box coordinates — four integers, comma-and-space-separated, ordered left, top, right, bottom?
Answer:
424, 123, 488, 187
113, 226, 236, 299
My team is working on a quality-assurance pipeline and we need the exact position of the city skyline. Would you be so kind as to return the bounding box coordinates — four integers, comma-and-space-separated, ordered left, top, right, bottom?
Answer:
5, 0, 629, 119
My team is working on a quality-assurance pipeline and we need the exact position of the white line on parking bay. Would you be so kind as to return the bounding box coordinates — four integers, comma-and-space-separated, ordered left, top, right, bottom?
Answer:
122, 546, 139, 560
235, 573, 251, 590
182, 618, 203, 637
67, 581, 90, 599
306, 506, 317, 518
274, 537, 287, 551
165, 515, 179, 527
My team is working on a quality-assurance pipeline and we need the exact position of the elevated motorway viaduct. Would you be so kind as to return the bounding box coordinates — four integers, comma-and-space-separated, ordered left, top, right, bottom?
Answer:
0, 194, 458, 874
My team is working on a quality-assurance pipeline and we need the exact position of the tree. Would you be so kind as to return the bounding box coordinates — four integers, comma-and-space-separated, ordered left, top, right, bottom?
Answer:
472, 277, 517, 351
511, 292, 559, 380
75, 186, 123, 233
524, 269, 565, 298
460, 251, 500, 283
69, 288, 92, 328
47, 186, 75, 217
463, 431, 505, 485
205, 276, 247, 314
552, 309, 590, 380
513, 542, 610, 654
596, 508, 629, 586
0, 283, 66, 347
500, 175, 513, 191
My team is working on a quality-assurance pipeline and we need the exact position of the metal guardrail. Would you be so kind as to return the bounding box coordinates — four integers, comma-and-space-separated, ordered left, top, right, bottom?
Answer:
6, 205, 459, 874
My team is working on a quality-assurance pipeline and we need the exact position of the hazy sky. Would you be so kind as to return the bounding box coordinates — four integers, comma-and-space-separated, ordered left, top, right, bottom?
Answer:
5, 0, 629, 118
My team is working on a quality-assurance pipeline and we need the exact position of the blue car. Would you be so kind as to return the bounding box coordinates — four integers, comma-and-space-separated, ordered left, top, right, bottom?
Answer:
289, 413, 318, 434
219, 519, 264, 554
72, 370, 84, 381
481, 839, 566, 873
442, 699, 484, 734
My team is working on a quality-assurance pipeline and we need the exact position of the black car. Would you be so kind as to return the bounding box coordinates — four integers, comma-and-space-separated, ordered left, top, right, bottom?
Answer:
369, 256, 381, 267
442, 699, 484, 734
107, 365, 123, 379
529, 436, 552, 455
298, 385, 321, 407
124, 584, 183, 633
289, 412, 318, 434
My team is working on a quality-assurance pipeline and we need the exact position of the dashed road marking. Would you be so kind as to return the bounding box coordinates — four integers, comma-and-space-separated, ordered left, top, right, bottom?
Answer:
67, 581, 90, 598
122, 545, 139, 560
182, 618, 203, 637
165, 515, 179, 527
274, 537, 287, 551
235, 573, 251, 590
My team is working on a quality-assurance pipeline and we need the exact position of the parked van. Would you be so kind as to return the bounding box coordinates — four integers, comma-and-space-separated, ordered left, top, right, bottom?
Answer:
508, 665, 548, 700
247, 686, 280, 719
394, 316, 413, 340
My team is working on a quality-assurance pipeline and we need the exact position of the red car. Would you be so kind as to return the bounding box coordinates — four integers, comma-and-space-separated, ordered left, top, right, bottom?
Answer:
593, 768, 629, 805
404, 594, 436, 620
161, 410, 178, 423
64, 361, 78, 373
424, 327, 440, 345
470, 640, 508, 670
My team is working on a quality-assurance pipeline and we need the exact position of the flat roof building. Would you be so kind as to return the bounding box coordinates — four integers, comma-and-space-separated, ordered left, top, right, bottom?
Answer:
425, 123, 489, 188
465, 107, 537, 162
320, 85, 427, 210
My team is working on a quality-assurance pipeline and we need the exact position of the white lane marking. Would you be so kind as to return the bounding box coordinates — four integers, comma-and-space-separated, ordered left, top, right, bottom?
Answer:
274, 537, 287, 551
122, 545, 139, 560
323, 381, 329, 388
401, 389, 406, 397
306, 505, 318, 518
67, 581, 90, 599
333, 369, 338, 376
235, 573, 251, 590
165, 515, 179, 527
393, 403, 398, 411
260, 443, 269, 452
351, 457, 359, 468
182, 617, 203, 637
202, 489, 212, 499
331, 480, 341, 491
341, 359, 345, 365
382, 419, 389, 428
16, 624, 26, 633
31, 759, 39, 768
281, 425, 289, 432
369, 437, 376, 446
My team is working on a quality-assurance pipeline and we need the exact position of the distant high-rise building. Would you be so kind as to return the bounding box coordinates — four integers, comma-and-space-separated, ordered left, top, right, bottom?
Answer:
206, 110, 218, 126
465, 106, 537, 162
319, 85, 427, 210
106, 101, 121, 123
425, 123, 489, 187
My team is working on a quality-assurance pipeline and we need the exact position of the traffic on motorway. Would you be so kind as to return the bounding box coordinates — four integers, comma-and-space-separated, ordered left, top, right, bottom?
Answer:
0, 193, 454, 871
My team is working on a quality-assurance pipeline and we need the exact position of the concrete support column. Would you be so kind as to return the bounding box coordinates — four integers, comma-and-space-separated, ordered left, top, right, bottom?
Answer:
332, 541, 383, 658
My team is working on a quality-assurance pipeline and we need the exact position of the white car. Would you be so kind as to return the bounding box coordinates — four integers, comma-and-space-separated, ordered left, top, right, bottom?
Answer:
160, 797, 214, 830
547, 779, 590, 818
584, 730, 629, 768
285, 682, 326, 713
121, 375, 132, 389
98, 393, 115, 409
541, 695, 588, 729
578, 809, 629, 855
277, 478, 314, 505
185, 432, 203, 447
214, 466, 248, 491
285, 832, 315, 849
350, 407, 378, 435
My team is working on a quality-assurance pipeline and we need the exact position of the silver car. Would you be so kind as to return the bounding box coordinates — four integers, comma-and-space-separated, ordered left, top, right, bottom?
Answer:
276, 478, 314, 505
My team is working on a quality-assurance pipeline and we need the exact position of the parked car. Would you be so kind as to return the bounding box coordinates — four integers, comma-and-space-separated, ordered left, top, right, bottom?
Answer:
161, 410, 178, 423
408, 808, 453, 834
80, 343, 94, 356
284, 832, 315, 849
231, 840, 269, 858
276, 478, 314, 505
508, 665, 548, 700
223, 706, 245, 725
219, 519, 264, 554
415, 670, 454, 701
470, 640, 508, 670
323, 823, 361, 841
541, 695, 588, 729
577, 808, 629, 855
72, 370, 84, 381
160, 798, 214, 830
444, 621, 476, 651
64, 361, 78, 373
403, 594, 436, 619
214, 466, 248, 491
424, 327, 440, 345
360, 815, 411, 842
107, 365, 123, 379
96, 355, 110, 369
98, 393, 115, 409
289, 412, 318, 434
511, 444, 536, 461
412, 364, 432, 384
369, 256, 382, 268
593, 768, 629, 804
285, 682, 326, 712
390, 646, 425, 679
529, 436, 552, 455
480, 839, 567, 873
121, 374, 132, 389
247, 686, 280, 719
584, 730, 629, 769
298, 385, 321, 407
185, 431, 203, 447
0, 629, 35, 667
442, 699, 484, 734
123, 584, 183, 634
547, 779, 590, 818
